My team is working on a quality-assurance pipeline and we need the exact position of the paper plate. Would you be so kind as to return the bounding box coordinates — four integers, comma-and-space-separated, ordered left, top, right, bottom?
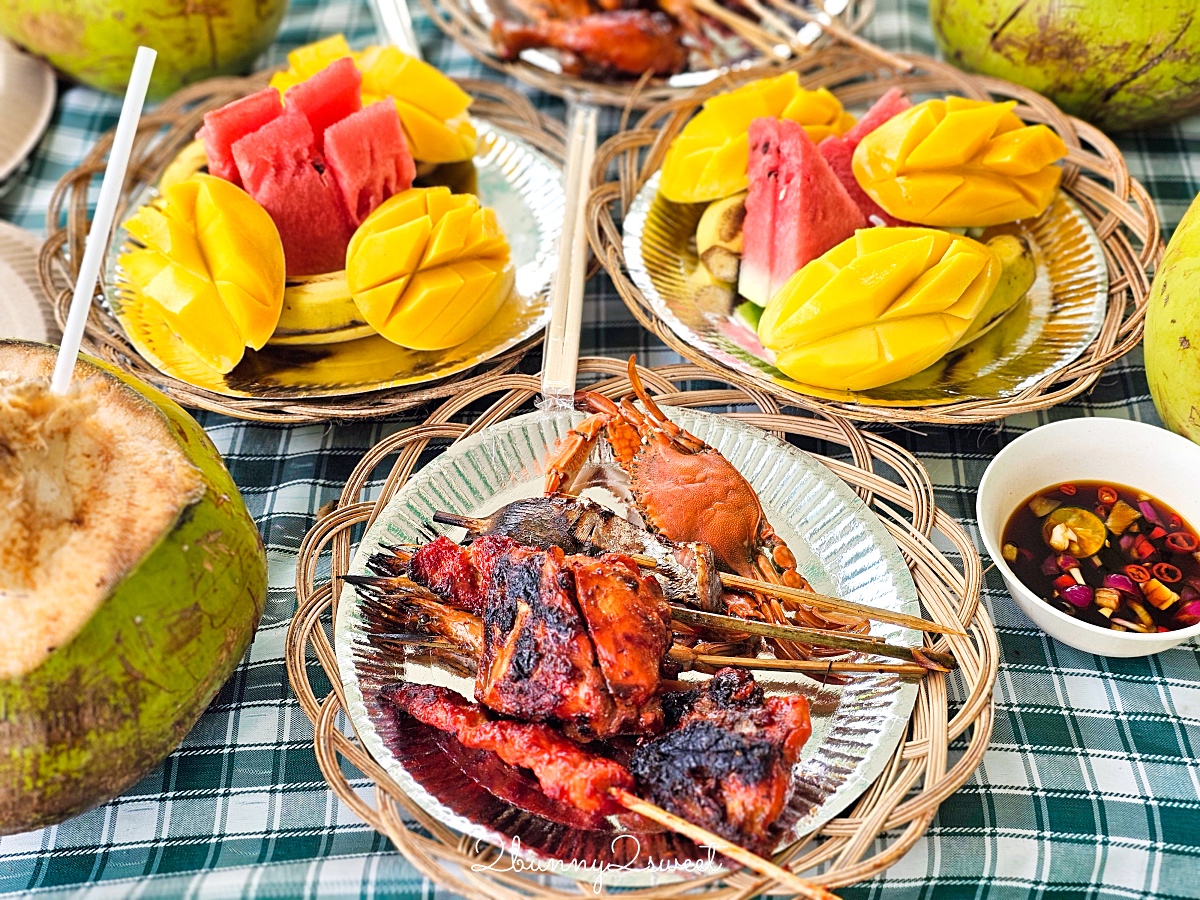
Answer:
334, 406, 920, 885
0, 222, 57, 343
623, 173, 1110, 407
0, 40, 54, 185
103, 120, 563, 400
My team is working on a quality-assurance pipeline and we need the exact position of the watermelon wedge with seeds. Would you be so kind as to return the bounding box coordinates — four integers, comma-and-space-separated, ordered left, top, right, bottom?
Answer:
232, 112, 355, 276
324, 99, 416, 226
197, 88, 284, 186
739, 117, 866, 307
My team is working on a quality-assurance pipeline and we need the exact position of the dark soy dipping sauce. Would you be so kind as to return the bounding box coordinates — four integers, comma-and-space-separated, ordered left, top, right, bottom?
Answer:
1001, 481, 1200, 633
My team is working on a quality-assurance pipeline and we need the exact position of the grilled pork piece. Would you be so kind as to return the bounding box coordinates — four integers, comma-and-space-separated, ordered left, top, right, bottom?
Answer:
630, 668, 812, 854
381, 682, 633, 815
491, 10, 689, 77
372, 535, 672, 739
433, 495, 725, 613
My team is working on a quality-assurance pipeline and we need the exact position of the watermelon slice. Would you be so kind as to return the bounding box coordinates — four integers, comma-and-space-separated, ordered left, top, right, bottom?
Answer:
232, 112, 355, 276
284, 57, 363, 153
843, 87, 911, 144
819, 88, 913, 227
197, 88, 283, 186
324, 99, 416, 225
738, 118, 866, 307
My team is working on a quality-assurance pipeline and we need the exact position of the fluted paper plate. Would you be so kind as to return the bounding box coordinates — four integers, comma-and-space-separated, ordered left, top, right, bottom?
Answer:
334, 406, 920, 886
623, 173, 1109, 407
102, 121, 563, 399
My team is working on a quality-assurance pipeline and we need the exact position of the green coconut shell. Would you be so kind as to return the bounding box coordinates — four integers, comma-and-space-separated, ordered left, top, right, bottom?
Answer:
0, 340, 267, 834
930, 0, 1200, 131
1146, 195, 1200, 444
0, 0, 287, 101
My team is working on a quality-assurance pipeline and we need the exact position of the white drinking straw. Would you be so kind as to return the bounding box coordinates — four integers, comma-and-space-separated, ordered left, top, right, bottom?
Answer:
51, 46, 157, 395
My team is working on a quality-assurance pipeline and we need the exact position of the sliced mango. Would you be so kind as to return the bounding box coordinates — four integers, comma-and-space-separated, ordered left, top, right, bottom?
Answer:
758, 227, 1001, 391
852, 97, 1068, 227
118, 174, 286, 374
345, 186, 512, 350
268, 35, 477, 164
659, 73, 856, 204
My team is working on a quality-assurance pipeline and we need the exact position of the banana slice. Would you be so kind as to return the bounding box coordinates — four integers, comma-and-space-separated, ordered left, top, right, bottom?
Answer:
696, 192, 746, 285
270, 271, 376, 346
951, 233, 1036, 350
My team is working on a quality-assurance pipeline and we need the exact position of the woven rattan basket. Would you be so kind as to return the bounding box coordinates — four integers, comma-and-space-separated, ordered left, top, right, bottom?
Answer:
39, 75, 565, 424
420, 0, 872, 109
588, 49, 1163, 425
286, 359, 999, 898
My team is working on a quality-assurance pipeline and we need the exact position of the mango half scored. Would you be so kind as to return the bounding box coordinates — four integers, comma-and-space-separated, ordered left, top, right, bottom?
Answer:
758, 228, 1001, 391
659, 73, 856, 204
119, 174, 285, 374
269, 34, 477, 164
346, 186, 513, 351
852, 97, 1068, 227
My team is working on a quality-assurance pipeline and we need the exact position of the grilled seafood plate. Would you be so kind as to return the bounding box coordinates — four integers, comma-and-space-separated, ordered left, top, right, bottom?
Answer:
335, 400, 923, 880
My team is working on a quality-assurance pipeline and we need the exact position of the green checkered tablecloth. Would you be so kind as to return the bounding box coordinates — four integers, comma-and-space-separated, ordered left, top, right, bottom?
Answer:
3, 0, 1200, 897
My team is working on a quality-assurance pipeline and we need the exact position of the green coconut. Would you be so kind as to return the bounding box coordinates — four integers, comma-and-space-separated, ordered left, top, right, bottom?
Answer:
930, 0, 1200, 131
0, 0, 286, 101
0, 340, 267, 834
1146, 195, 1200, 444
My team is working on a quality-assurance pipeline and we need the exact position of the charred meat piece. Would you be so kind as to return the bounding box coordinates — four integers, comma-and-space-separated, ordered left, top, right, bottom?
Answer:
382, 682, 634, 815
630, 668, 811, 854
434, 494, 724, 613
365, 537, 672, 738
491, 10, 689, 77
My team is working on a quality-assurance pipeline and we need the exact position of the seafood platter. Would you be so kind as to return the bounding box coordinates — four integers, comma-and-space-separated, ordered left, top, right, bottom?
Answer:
44, 36, 567, 421
289, 359, 994, 897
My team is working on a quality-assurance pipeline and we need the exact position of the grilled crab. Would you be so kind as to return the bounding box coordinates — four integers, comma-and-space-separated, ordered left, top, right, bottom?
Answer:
542, 358, 867, 644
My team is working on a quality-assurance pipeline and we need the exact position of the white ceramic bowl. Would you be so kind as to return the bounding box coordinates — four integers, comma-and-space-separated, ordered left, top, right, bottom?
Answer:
977, 417, 1200, 657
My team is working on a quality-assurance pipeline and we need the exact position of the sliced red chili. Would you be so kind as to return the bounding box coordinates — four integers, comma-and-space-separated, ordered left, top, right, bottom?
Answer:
1149, 526, 1168, 541
1052, 574, 1076, 591
1153, 562, 1182, 584
1168, 514, 1183, 531
1095, 505, 1110, 519
1125, 564, 1152, 583
1059, 484, 1077, 496
1097, 486, 1119, 505
1166, 532, 1199, 553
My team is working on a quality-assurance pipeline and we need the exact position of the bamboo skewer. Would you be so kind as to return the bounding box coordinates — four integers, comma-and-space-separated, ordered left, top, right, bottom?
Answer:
764, 0, 915, 72
625, 553, 963, 637
669, 645, 927, 677
691, 0, 786, 57
610, 787, 838, 899
671, 606, 957, 670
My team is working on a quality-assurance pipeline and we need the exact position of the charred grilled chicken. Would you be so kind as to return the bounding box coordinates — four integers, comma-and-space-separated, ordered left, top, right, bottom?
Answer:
491, 10, 689, 77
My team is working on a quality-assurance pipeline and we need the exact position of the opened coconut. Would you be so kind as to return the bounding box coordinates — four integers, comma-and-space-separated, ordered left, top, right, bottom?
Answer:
0, 341, 267, 834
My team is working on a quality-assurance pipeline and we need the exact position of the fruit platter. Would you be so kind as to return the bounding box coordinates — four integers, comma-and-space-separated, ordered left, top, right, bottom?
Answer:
42, 37, 567, 422
591, 50, 1161, 424
421, 0, 873, 108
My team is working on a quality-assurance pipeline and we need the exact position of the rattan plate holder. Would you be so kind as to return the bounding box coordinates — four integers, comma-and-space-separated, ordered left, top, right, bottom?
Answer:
420, 0, 872, 109
286, 359, 999, 898
588, 49, 1164, 425
39, 74, 566, 424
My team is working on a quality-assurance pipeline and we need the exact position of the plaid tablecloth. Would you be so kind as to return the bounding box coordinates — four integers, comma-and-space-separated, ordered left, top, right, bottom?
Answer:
3, 0, 1200, 897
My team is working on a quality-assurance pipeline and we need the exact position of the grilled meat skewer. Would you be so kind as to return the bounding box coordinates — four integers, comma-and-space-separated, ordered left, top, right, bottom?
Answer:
432, 494, 725, 613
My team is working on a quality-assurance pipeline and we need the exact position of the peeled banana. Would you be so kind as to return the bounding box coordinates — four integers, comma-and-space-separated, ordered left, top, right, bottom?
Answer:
269, 271, 376, 346
695, 192, 746, 285
951, 233, 1036, 350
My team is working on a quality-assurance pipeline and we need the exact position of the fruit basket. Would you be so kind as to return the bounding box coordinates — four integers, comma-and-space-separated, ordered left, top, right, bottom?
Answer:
286, 358, 999, 898
588, 48, 1163, 425
40, 72, 566, 424
420, 0, 873, 109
